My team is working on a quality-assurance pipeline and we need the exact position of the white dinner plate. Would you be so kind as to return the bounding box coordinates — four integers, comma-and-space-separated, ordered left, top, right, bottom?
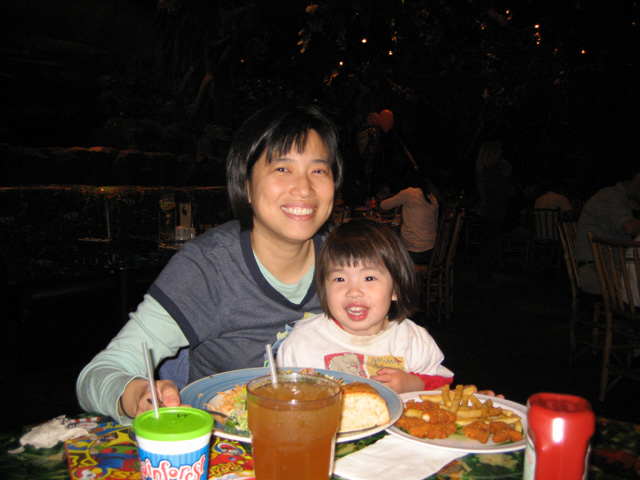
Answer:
180, 367, 403, 444
385, 391, 528, 453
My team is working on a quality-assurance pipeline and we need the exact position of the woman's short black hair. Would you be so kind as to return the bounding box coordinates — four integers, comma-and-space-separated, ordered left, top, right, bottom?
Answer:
226, 103, 344, 230
316, 219, 419, 322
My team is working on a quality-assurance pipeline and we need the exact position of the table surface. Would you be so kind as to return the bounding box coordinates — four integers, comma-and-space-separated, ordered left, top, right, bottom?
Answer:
1, 415, 638, 480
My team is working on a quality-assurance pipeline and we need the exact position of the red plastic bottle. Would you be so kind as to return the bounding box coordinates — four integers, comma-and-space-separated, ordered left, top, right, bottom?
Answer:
523, 393, 595, 480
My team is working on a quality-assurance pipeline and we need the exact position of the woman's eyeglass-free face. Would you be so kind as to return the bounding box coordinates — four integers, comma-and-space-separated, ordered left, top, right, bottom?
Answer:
248, 130, 335, 245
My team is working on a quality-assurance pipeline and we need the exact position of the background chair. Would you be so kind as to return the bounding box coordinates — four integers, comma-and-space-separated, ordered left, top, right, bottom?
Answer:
415, 209, 465, 323
588, 232, 640, 401
558, 221, 604, 364
462, 207, 483, 254
440, 209, 465, 322
498, 209, 530, 272
527, 208, 563, 274
415, 213, 453, 323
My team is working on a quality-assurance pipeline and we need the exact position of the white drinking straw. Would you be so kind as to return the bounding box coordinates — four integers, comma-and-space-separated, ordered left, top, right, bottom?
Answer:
143, 341, 160, 419
265, 344, 278, 388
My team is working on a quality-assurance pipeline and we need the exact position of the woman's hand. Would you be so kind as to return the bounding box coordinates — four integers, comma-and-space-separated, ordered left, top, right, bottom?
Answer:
370, 368, 424, 394
119, 378, 183, 419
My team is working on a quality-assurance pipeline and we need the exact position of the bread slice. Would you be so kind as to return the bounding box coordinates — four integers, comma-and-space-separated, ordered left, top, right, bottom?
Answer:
339, 382, 390, 433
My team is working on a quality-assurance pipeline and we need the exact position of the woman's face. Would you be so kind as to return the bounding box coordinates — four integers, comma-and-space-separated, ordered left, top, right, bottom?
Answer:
247, 130, 335, 245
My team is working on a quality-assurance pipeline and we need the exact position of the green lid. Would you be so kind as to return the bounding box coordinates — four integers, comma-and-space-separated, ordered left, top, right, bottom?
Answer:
133, 407, 213, 442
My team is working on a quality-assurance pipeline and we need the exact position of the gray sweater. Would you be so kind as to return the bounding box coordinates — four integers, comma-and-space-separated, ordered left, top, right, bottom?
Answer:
150, 220, 324, 382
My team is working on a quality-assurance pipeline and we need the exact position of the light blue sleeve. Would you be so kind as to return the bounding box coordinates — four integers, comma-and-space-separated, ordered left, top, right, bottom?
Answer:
76, 294, 188, 425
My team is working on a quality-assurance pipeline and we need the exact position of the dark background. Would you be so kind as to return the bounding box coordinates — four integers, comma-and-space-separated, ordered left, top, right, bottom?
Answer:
2, 1, 639, 195
2, 0, 640, 429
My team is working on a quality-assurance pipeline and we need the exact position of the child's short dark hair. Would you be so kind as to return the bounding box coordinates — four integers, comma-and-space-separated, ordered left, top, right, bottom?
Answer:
226, 103, 344, 230
316, 219, 419, 322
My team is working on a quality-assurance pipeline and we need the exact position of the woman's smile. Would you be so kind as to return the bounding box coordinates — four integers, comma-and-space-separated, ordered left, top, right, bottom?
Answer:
280, 204, 317, 217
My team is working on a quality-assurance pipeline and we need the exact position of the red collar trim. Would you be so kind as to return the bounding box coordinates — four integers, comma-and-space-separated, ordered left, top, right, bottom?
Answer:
331, 317, 345, 330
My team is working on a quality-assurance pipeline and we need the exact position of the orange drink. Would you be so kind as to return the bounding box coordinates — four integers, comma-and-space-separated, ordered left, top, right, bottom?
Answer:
247, 373, 342, 480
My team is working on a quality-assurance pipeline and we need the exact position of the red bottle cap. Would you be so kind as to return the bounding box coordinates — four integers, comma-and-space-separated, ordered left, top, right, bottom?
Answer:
529, 393, 592, 414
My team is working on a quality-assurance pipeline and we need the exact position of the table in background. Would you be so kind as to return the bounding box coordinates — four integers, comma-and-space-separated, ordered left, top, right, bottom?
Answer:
1, 416, 638, 479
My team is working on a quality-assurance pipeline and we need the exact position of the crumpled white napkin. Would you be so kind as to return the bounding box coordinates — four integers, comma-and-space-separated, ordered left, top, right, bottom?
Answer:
333, 435, 463, 480
17, 416, 91, 449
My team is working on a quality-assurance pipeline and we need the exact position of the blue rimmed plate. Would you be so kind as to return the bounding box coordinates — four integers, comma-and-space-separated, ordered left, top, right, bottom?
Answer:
180, 367, 403, 443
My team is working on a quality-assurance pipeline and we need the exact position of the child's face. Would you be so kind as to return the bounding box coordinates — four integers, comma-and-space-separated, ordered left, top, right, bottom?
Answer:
325, 261, 397, 336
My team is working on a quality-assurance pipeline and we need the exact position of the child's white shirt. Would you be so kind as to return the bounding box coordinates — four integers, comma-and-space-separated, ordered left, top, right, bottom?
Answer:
276, 313, 453, 379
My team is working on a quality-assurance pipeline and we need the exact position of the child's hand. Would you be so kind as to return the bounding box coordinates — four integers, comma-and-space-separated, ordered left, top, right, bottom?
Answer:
370, 368, 424, 394
476, 388, 505, 399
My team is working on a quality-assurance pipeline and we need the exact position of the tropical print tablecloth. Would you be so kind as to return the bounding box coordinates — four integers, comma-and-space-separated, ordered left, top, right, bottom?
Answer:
1, 416, 638, 480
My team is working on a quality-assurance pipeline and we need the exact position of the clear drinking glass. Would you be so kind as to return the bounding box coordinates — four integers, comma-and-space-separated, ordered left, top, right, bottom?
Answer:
247, 373, 342, 480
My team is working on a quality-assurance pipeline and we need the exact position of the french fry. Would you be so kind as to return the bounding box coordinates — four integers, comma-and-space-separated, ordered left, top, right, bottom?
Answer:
456, 407, 502, 419
469, 394, 483, 408
449, 384, 464, 414
404, 409, 423, 418
442, 384, 452, 407
462, 385, 478, 396
490, 415, 521, 425
419, 394, 444, 403
454, 417, 478, 426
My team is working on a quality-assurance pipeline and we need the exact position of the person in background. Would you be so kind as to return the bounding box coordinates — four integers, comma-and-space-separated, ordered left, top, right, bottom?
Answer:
76, 104, 344, 424
532, 179, 577, 241
380, 171, 439, 265
533, 179, 577, 221
276, 219, 453, 394
574, 167, 640, 294
475, 140, 513, 286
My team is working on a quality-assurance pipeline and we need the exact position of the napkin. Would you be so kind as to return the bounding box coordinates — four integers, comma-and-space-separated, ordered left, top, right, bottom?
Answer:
17, 416, 91, 450
333, 435, 463, 480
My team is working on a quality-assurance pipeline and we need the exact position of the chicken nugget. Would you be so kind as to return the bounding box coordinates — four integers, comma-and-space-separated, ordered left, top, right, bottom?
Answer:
400, 400, 458, 440
462, 421, 491, 443
408, 423, 451, 439
422, 408, 457, 424
492, 424, 524, 444
490, 421, 511, 433
395, 416, 426, 431
405, 400, 440, 412
443, 422, 458, 436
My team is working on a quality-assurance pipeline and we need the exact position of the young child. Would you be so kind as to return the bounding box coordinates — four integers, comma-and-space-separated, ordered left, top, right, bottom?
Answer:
276, 218, 453, 394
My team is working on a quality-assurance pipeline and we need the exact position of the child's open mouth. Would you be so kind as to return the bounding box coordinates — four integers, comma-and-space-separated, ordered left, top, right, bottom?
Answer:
346, 305, 368, 320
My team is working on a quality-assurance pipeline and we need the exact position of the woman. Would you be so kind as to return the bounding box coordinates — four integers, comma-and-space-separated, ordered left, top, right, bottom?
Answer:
380, 173, 439, 265
76, 104, 344, 424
